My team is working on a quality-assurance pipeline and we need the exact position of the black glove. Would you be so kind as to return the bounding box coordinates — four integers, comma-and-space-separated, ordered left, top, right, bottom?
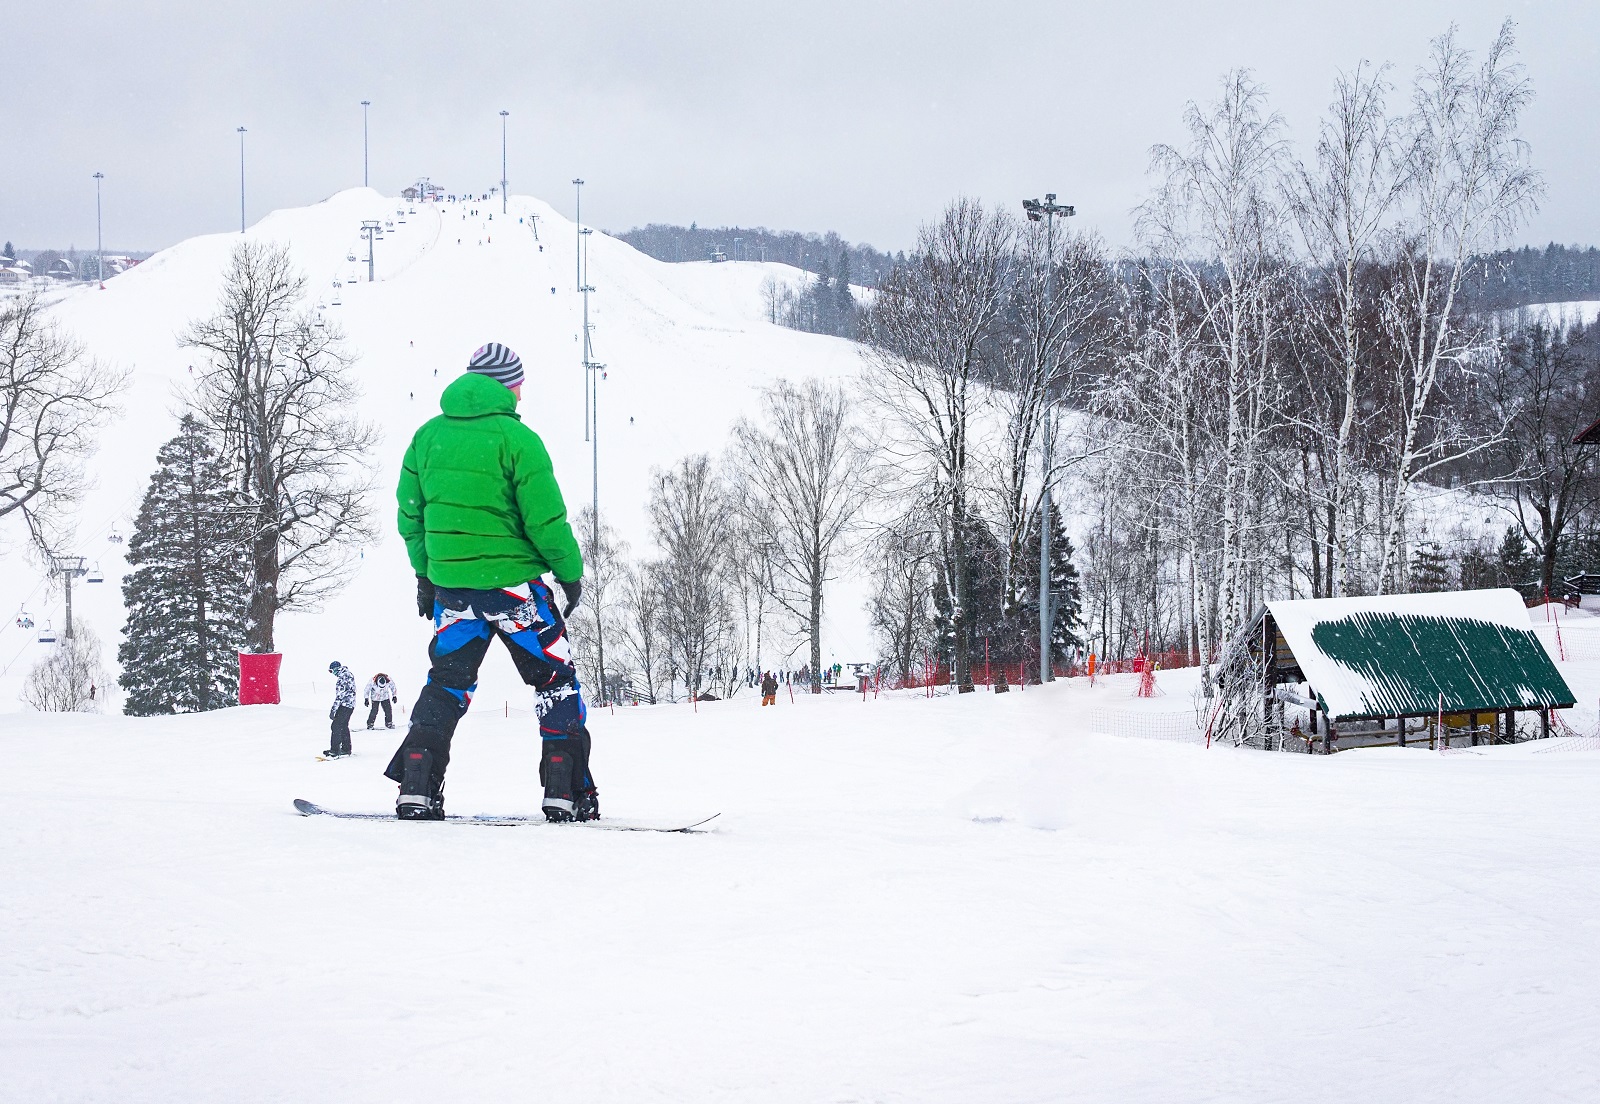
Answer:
558, 578, 582, 618
328, 706, 336, 720
416, 575, 436, 619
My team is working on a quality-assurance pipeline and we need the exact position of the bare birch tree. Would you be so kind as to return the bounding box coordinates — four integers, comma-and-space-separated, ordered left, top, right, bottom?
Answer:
1138, 69, 1291, 647
1286, 61, 1404, 596
1376, 21, 1541, 589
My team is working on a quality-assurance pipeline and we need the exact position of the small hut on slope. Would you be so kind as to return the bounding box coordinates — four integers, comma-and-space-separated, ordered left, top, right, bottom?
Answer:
1215, 588, 1575, 752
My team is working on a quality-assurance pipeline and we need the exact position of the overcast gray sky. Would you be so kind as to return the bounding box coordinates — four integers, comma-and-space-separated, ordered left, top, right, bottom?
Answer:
3, 0, 1593, 255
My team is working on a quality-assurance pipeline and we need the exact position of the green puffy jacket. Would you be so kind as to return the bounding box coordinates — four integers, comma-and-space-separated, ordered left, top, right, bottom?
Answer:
397, 372, 584, 589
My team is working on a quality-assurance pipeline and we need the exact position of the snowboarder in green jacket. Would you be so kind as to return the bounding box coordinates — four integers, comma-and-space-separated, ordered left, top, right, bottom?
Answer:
384, 342, 595, 821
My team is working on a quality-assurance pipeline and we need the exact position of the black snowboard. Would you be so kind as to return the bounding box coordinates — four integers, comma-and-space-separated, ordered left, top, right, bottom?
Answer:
293, 798, 719, 833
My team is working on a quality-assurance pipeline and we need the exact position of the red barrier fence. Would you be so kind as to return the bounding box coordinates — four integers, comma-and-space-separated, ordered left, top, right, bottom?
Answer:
880, 648, 1204, 692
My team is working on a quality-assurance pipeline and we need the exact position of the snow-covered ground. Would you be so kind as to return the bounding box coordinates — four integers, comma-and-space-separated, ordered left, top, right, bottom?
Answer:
6, 662, 1600, 1103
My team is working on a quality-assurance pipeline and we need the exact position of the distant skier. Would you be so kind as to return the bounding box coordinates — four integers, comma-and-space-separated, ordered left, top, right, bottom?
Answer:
385, 342, 594, 822
761, 671, 778, 707
363, 672, 399, 730
326, 661, 357, 758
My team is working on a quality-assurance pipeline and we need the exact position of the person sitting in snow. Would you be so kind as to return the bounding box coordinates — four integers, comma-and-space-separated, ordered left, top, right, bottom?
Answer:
325, 661, 357, 758
363, 672, 399, 730
385, 341, 593, 822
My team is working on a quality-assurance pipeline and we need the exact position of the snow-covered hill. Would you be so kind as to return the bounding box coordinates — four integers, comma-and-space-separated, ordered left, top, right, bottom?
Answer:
0, 189, 867, 710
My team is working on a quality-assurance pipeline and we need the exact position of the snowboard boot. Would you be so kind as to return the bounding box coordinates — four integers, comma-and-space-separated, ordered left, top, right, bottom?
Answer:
396, 748, 445, 820
573, 786, 600, 822
540, 741, 579, 822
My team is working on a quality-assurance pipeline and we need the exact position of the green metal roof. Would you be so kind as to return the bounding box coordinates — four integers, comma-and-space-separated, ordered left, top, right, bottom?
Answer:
1307, 611, 1575, 720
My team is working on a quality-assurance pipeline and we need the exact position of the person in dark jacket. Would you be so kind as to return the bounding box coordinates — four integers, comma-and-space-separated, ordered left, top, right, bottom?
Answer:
326, 661, 357, 758
760, 671, 778, 706
385, 342, 594, 822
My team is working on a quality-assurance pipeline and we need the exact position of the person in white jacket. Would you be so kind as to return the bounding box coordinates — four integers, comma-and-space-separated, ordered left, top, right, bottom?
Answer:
364, 672, 400, 730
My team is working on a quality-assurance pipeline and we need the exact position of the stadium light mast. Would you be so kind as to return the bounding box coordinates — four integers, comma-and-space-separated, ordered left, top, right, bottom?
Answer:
1022, 192, 1075, 685
361, 100, 371, 187
236, 126, 248, 233
499, 110, 510, 215
92, 172, 104, 287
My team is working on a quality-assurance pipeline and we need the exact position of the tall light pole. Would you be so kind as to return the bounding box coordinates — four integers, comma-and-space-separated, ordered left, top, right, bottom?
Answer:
361, 100, 371, 187
1022, 193, 1075, 684
92, 172, 104, 286
499, 110, 510, 215
236, 126, 248, 233
572, 177, 584, 291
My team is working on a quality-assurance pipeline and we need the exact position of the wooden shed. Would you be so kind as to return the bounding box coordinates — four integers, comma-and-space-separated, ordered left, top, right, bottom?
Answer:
1232, 588, 1575, 752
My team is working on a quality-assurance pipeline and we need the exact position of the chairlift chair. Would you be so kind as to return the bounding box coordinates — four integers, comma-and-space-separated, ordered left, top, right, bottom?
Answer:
15, 611, 33, 629
108, 528, 124, 544
330, 298, 342, 307
38, 623, 56, 644
346, 252, 357, 263
87, 564, 104, 583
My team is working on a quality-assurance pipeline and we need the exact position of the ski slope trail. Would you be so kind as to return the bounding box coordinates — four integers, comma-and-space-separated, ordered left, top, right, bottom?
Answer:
0, 188, 862, 709
6, 682, 1600, 1102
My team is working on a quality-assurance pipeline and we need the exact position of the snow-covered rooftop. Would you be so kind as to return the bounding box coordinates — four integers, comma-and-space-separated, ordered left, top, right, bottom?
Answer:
1265, 588, 1575, 721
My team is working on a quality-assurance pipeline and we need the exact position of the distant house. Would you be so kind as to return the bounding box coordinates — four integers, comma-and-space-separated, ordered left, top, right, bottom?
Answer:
1220, 588, 1574, 752
46, 257, 76, 280
0, 266, 26, 284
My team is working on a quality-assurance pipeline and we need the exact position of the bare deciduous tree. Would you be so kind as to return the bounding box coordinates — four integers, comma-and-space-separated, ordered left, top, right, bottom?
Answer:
0, 295, 125, 551
1376, 20, 1541, 589
649, 453, 736, 701
731, 378, 869, 692
22, 621, 106, 712
862, 198, 1014, 692
182, 242, 378, 652
570, 507, 626, 705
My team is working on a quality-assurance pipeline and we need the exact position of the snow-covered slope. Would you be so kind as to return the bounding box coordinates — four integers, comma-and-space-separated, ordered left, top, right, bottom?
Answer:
0, 189, 869, 710
6, 675, 1600, 1103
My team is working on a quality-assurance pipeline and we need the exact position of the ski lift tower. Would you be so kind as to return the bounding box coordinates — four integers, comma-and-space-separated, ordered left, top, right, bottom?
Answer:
49, 555, 88, 640
1022, 192, 1075, 684
360, 220, 381, 282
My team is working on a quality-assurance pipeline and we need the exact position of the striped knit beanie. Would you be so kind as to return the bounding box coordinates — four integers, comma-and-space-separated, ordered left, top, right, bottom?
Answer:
467, 342, 524, 389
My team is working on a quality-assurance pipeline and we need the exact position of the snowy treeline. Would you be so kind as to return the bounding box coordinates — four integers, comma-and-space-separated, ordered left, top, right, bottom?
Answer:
853, 23, 1564, 678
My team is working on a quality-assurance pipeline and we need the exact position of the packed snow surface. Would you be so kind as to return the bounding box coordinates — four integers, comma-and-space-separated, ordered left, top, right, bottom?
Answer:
6, 667, 1600, 1103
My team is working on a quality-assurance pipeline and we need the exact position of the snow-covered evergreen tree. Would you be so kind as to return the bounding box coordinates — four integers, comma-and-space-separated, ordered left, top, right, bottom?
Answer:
118, 415, 250, 715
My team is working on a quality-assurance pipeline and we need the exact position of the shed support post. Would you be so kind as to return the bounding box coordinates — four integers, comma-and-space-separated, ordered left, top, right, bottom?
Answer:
1323, 721, 1334, 755
1469, 712, 1478, 747
1397, 715, 1406, 748
1506, 710, 1516, 744
1541, 708, 1550, 740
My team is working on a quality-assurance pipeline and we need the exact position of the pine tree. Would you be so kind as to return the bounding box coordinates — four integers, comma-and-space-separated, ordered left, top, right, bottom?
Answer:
118, 415, 251, 715
833, 250, 856, 337
2, 241, 14, 261
1494, 526, 1538, 597
1021, 501, 1084, 663
1408, 540, 1451, 592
